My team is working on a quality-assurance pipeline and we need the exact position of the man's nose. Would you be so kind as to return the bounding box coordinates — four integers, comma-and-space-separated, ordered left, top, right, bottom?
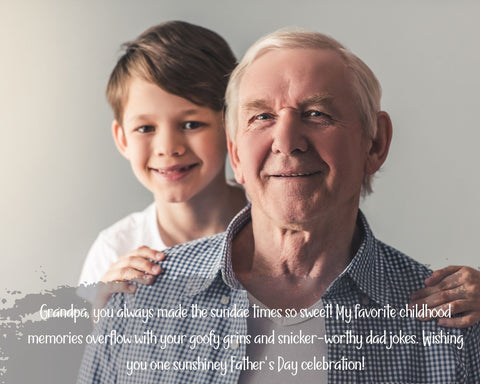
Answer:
271, 112, 308, 154
154, 128, 186, 157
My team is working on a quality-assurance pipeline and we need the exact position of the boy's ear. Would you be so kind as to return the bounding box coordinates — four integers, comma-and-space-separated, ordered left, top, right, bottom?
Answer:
226, 131, 245, 185
365, 111, 393, 175
112, 120, 130, 159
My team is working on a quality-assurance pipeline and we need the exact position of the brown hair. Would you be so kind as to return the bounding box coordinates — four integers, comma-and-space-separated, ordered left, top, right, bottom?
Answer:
106, 21, 237, 124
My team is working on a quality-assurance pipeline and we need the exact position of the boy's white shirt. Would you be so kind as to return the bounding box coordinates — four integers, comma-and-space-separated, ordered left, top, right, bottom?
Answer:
77, 203, 166, 303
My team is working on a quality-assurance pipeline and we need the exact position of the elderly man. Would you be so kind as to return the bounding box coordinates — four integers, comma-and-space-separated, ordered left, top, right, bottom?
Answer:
78, 30, 480, 383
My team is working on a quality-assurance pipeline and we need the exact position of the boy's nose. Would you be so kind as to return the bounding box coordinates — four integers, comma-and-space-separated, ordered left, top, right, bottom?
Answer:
154, 128, 186, 157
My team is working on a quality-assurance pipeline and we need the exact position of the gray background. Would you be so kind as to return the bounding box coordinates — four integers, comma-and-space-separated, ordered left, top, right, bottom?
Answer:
1, 0, 479, 297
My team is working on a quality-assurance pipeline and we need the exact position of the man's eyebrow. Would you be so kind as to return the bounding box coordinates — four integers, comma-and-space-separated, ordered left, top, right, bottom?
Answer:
298, 94, 334, 108
240, 95, 334, 112
241, 99, 271, 112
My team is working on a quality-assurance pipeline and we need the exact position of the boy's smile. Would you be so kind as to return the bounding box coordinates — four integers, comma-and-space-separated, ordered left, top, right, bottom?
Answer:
113, 78, 228, 204
149, 163, 200, 182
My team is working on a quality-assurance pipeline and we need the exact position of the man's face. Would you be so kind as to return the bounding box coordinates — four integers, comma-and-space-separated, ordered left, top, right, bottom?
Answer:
229, 48, 374, 227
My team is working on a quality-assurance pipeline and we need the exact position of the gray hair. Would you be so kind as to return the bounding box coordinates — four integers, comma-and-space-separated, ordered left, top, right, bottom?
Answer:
225, 28, 382, 194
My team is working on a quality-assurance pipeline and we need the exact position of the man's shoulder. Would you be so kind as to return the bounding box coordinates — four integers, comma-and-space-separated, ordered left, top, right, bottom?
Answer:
161, 232, 226, 276
130, 232, 227, 310
377, 240, 432, 280
358, 211, 432, 284
353, 211, 433, 304
374, 239, 432, 303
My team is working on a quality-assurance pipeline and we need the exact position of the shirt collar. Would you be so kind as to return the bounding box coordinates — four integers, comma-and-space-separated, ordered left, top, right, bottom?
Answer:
184, 205, 393, 306
182, 204, 251, 296
221, 204, 252, 290
323, 210, 393, 306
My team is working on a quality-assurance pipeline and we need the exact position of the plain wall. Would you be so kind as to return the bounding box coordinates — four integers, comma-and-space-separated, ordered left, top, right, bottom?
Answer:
1, 0, 479, 296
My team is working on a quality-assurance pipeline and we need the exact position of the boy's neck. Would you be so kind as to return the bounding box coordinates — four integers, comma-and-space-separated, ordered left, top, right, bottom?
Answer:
154, 182, 246, 247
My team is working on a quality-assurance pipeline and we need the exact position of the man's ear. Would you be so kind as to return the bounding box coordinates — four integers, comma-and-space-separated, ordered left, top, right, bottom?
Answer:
226, 131, 245, 185
365, 111, 393, 175
112, 120, 130, 159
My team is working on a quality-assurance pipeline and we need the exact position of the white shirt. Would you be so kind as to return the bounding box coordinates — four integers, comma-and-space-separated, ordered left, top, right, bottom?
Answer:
77, 203, 166, 302
238, 293, 328, 384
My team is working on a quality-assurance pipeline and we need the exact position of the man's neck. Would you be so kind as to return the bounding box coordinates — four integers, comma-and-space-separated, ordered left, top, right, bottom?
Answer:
232, 205, 361, 310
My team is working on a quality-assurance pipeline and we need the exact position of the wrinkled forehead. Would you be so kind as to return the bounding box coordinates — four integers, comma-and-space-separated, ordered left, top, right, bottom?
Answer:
238, 48, 355, 111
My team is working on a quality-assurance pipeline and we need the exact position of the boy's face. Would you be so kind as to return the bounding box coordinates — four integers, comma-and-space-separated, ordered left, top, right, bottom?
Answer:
113, 78, 227, 204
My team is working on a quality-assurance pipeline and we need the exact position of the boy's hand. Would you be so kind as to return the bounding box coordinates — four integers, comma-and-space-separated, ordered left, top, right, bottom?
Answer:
93, 246, 165, 310
409, 266, 480, 328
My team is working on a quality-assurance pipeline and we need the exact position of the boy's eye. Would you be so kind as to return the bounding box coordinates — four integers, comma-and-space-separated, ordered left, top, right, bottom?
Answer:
136, 125, 155, 133
183, 121, 204, 130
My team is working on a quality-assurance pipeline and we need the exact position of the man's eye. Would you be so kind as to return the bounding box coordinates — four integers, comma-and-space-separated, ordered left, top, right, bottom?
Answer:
136, 125, 155, 133
247, 112, 275, 127
304, 110, 329, 118
183, 121, 204, 130
256, 113, 272, 120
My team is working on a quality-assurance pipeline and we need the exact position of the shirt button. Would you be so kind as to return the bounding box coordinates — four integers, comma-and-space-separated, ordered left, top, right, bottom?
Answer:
361, 296, 370, 305
220, 295, 230, 305
230, 340, 239, 350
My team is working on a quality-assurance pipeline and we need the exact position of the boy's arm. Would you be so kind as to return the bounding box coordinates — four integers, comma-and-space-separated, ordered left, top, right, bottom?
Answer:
93, 246, 165, 310
410, 266, 480, 328
78, 226, 165, 307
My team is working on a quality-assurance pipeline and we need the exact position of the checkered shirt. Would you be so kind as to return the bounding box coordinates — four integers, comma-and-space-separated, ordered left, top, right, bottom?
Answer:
77, 205, 480, 383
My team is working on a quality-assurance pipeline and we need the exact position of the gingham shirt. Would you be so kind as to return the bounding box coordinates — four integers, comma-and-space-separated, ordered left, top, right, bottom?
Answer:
77, 205, 480, 383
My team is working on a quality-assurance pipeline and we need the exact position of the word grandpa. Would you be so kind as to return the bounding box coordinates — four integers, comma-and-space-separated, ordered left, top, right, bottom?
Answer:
39, 304, 89, 323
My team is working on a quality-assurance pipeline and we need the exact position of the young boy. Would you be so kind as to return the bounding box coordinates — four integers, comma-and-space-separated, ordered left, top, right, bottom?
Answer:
78, 21, 246, 307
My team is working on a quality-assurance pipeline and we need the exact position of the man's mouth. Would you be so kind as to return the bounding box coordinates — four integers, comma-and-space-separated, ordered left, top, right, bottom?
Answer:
271, 170, 322, 178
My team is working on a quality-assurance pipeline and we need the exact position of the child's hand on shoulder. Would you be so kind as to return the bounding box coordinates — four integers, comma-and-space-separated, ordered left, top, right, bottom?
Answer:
93, 246, 165, 309
410, 265, 480, 328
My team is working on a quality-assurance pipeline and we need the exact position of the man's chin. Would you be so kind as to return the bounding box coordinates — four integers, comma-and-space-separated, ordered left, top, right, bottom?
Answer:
264, 204, 324, 230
